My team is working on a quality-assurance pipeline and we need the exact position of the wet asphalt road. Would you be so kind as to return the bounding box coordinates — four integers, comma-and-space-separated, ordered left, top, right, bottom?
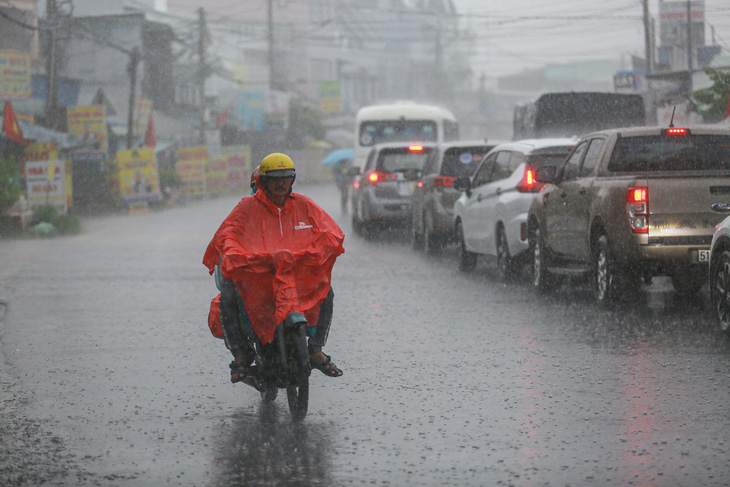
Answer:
2, 183, 730, 486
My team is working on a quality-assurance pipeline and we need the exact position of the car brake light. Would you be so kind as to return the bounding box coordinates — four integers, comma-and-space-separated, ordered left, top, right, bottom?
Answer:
409, 145, 424, 152
515, 167, 542, 193
367, 171, 397, 184
353, 181, 359, 189
663, 127, 691, 136
434, 175, 455, 188
626, 186, 648, 233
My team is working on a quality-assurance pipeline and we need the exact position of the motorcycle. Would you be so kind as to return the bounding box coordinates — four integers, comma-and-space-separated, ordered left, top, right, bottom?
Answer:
237, 311, 312, 421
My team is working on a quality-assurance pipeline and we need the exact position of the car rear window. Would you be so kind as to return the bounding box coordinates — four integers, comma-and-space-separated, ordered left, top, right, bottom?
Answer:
378, 148, 433, 172
608, 134, 730, 172
441, 146, 491, 177
525, 146, 574, 167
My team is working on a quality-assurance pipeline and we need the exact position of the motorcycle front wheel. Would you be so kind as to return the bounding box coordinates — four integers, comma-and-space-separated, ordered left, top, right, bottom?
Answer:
286, 326, 310, 422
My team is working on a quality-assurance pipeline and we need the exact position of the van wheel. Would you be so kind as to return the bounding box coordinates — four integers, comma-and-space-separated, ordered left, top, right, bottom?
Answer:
351, 206, 363, 236
411, 211, 424, 250
456, 222, 476, 272
424, 210, 442, 254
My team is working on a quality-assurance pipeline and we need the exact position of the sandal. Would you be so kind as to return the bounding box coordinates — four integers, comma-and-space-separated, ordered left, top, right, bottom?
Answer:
229, 360, 250, 383
310, 352, 343, 377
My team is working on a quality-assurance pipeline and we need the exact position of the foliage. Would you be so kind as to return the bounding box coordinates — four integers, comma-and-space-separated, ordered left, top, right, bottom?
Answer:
287, 98, 326, 148
691, 67, 730, 123
32, 204, 81, 235
0, 155, 21, 217
158, 167, 181, 190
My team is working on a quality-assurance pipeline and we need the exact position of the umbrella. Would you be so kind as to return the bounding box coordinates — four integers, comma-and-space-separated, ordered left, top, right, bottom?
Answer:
321, 148, 354, 166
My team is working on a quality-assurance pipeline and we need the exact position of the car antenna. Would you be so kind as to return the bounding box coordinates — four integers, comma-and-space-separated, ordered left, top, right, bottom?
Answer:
669, 106, 676, 128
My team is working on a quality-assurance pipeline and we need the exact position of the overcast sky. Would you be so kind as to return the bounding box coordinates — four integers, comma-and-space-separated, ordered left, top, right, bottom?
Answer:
450, 0, 730, 78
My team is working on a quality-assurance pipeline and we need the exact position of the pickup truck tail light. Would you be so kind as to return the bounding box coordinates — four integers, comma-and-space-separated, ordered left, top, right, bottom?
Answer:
434, 175, 455, 188
516, 167, 542, 193
626, 186, 648, 233
367, 171, 398, 185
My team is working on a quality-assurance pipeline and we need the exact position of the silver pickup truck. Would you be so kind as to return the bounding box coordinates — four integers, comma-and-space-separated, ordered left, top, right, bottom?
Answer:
527, 125, 730, 306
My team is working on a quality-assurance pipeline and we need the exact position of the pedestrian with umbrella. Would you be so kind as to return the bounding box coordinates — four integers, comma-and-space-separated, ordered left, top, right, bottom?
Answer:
321, 148, 354, 213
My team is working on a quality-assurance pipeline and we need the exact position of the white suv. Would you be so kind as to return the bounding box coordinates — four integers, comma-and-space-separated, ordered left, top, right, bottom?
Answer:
452, 138, 576, 279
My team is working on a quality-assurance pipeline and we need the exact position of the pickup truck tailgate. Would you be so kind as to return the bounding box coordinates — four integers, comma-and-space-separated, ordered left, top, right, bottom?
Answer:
646, 177, 730, 243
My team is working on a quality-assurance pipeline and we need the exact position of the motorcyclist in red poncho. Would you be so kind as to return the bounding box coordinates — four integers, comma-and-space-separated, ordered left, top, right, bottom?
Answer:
203, 153, 345, 383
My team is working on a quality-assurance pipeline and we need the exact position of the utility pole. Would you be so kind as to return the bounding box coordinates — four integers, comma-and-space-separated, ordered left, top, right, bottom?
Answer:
45, 0, 59, 130
686, 0, 693, 93
642, 0, 653, 74
198, 7, 207, 145
267, 0, 274, 90
126, 47, 140, 149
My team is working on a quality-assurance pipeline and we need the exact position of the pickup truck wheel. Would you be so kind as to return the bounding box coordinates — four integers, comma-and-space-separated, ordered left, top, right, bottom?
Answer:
532, 226, 554, 293
594, 235, 618, 307
496, 225, 517, 281
671, 269, 706, 295
456, 221, 477, 272
711, 250, 730, 332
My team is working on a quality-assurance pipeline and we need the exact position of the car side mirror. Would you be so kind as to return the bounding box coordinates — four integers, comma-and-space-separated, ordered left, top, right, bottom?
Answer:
347, 167, 361, 177
535, 165, 557, 184
453, 176, 472, 195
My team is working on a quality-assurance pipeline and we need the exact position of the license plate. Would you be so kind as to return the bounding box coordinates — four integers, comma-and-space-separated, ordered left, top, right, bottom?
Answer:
397, 181, 410, 197
698, 249, 710, 262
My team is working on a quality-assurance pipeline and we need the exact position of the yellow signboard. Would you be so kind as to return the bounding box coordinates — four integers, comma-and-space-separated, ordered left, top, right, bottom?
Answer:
116, 148, 161, 203
206, 157, 229, 194
134, 98, 153, 136
0, 52, 31, 99
222, 145, 251, 192
25, 160, 69, 212
177, 146, 208, 197
67, 105, 108, 152
319, 81, 341, 114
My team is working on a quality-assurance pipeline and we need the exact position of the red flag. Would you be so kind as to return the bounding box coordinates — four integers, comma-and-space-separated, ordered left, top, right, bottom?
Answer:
3, 101, 31, 145
143, 113, 156, 147
216, 108, 229, 129
725, 92, 730, 119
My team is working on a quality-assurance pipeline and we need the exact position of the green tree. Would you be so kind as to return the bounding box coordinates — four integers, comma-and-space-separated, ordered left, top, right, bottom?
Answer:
287, 98, 325, 148
692, 67, 730, 123
0, 154, 21, 217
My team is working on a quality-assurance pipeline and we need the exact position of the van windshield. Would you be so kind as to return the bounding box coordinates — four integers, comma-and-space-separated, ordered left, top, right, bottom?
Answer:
360, 120, 437, 147
608, 135, 730, 172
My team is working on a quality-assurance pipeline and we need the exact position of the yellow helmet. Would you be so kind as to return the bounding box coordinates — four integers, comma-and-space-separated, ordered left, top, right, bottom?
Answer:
259, 153, 296, 178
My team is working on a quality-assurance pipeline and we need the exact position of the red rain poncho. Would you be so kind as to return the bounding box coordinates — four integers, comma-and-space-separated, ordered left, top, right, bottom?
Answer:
203, 186, 345, 344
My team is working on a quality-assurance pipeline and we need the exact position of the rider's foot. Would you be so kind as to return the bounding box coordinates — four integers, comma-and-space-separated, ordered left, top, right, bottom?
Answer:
229, 353, 252, 383
309, 351, 343, 377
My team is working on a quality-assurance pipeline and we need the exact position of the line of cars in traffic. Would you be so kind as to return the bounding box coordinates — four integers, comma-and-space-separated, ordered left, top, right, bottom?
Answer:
348, 124, 730, 332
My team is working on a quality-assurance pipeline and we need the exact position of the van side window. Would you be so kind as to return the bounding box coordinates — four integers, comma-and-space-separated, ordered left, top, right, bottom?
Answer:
444, 121, 460, 142
473, 153, 496, 187
561, 141, 588, 181
491, 151, 513, 181
579, 138, 605, 177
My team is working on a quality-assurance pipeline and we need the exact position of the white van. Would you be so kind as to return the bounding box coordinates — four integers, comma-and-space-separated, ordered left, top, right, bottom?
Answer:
353, 101, 459, 172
